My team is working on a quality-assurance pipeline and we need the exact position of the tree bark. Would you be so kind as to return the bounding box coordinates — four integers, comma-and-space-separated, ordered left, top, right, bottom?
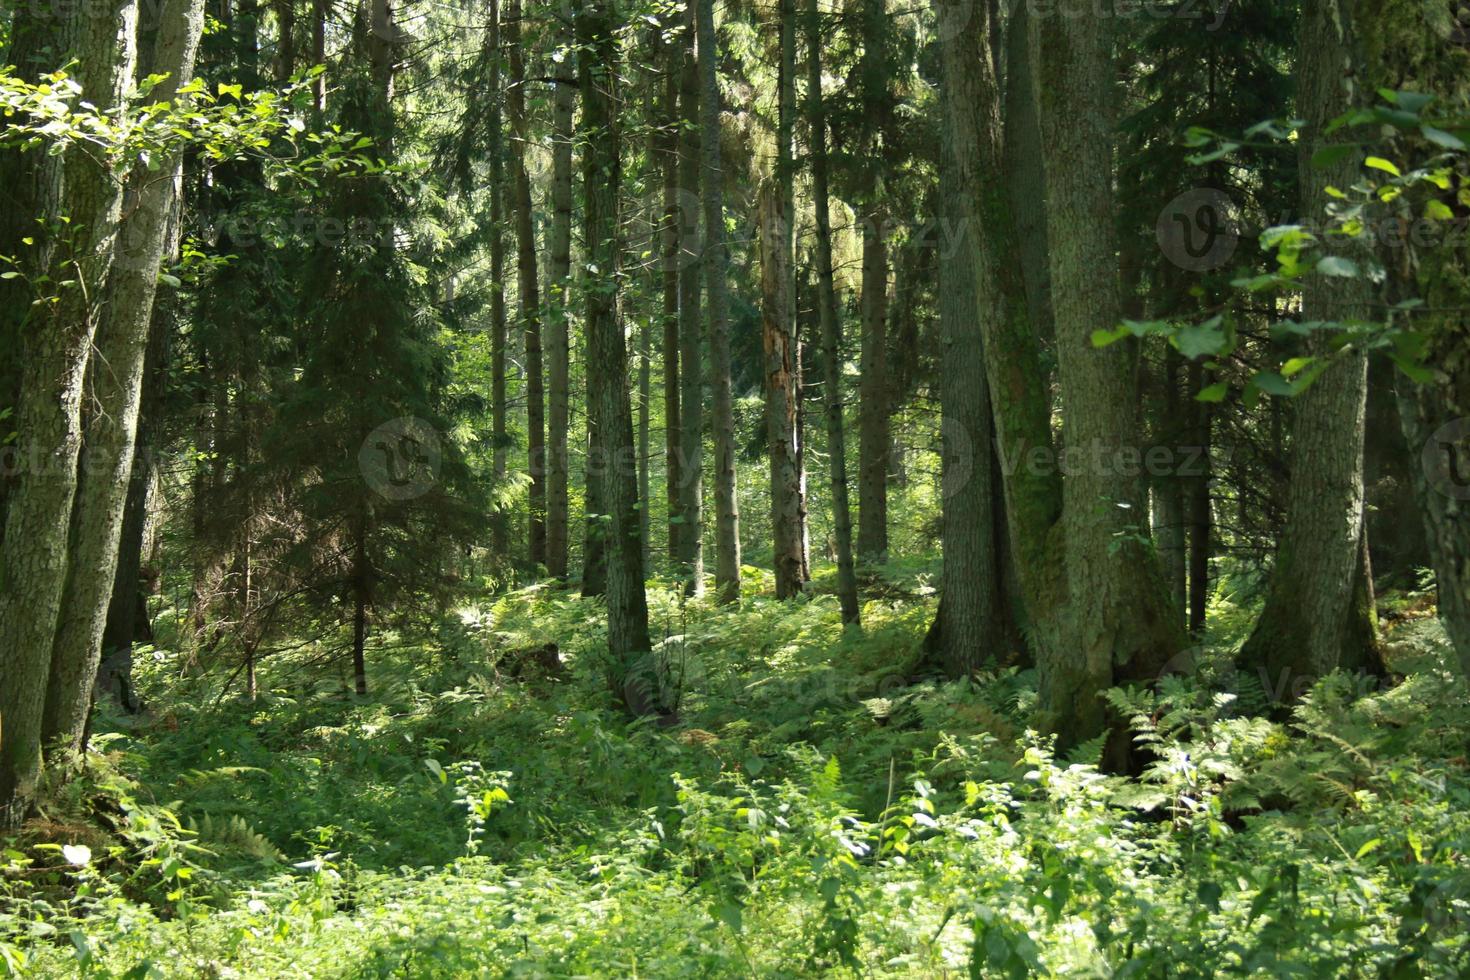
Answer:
0, 0, 139, 829
42, 0, 206, 758
930, 36, 1008, 676
506, 0, 545, 568
660, 30, 683, 565
856, 204, 889, 562
675, 3, 705, 595
698, 0, 740, 602
577, 0, 662, 716
547, 57, 575, 580
804, 0, 859, 626
1238, 0, 1383, 690
1032, 1, 1185, 753
488, 0, 510, 559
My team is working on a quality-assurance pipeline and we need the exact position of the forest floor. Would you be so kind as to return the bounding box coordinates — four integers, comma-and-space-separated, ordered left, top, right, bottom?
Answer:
3, 567, 1470, 977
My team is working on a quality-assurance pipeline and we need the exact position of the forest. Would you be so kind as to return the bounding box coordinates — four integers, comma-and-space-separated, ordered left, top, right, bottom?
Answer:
1, 0, 1469, 974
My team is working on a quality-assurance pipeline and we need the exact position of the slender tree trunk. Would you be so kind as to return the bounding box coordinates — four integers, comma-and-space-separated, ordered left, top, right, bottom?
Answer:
507, 0, 545, 568
698, 0, 740, 601
489, 0, 510, 559
547, 61, 575, 580
311, 0, 326, 112
43, 0, 206, 757
352, 520, 369, 696
761, 0, 804, 600
0, 0, 139, 829
856, 205, 889, 562
659, 29, 683, 564
577, 0, 662, 715
760, 180, 805, 599
1355, 0, 1470, 676
1186, 360, 1212, 635
675, 5, 706, 595
804, 0, 859, 625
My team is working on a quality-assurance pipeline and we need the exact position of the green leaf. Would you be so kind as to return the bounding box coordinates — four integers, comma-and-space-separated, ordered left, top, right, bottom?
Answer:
1364, 156, 1402, 177
1354, 838, 1383, 860
1315, 256, 1359, 278
1175, 317, 1227, 360
1421, 125, 1466, 150
1196, 382, 1229, 403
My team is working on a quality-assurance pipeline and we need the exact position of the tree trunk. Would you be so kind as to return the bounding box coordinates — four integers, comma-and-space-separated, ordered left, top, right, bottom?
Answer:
804, 0, 859, 626
547, 60, 575, 580
760, 180, 805, 600
658, 27, 683, 565
1186, 360, 1212, 635
698, 0, 740, 602
1358, 0, 1470, 676
856, 204, 889, 563
1033, 1, 1185, 754
929, 38, 1008, 676
507, 0, 545, 568
0, 0, 139, 829
1000, 0, 1053, 348
489, 0, 510, 559
675, 2, 706, 596
577, 0, 662, 716
43, 0, 206, 758
1239, 0, 1383, 689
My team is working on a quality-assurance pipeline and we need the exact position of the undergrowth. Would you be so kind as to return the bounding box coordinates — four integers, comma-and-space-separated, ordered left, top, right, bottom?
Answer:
3, 576, 1469, 977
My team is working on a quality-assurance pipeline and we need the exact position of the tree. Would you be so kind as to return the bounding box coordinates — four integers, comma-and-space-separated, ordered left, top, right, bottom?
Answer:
698, 0, 741, 602
576, 0, 662, 715
1238, 0, 1385, 692
506, 0, 546, 568
0, 0, 140, 829
803, 0, 858, 625
929, 0, 1009, 677
761, 0, 807, 600
43, 0, 208, 755
547, 40, 576, 580
854, 0, 892, 564
675, 1, 706, 595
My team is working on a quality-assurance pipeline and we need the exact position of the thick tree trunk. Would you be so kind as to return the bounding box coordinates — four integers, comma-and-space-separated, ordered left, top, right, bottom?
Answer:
804, 0, 859, 626
547, 63, 575, 580
577, 0, 662, 716
0, 0, 139, 829
1032, 1, 1185, 753
856, 205, 889, 562
929, 53, 1008, 676
675, 3, 705, 596
1000, 0, 1052, 348
506, 0, 545, 568
43, 0, 206, 757
698, 0, 740, 602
